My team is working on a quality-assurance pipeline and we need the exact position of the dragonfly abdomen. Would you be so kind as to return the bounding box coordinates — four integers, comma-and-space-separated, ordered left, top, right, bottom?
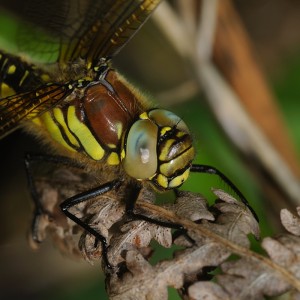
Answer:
0, 50, 48, 97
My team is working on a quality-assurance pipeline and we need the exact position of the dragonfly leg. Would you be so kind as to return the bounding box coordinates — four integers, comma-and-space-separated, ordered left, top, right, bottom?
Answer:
191, 164, 259, 221
60, 180, 121, 269
125, 183, 193, 243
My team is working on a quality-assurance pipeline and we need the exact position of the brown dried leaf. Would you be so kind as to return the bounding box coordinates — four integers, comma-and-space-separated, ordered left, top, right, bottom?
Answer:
200, 189, 260, 248
217, 257, 287, 300
108, 243, 230, 300
210, 210, 300, 300
281, 208, 300, 236
173, 190, 215, 222
107, 220, 172, 266
188, 281, 230, 300
29, 167, 90, 259
35, 166, 291, 300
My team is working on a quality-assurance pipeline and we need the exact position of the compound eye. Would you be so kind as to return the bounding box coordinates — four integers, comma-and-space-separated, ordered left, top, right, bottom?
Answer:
123, 119, 158, 179
148, 109, 189, 132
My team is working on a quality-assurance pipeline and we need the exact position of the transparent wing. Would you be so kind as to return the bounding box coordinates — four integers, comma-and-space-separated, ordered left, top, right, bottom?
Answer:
0, 0, 162, 66
0, 83, 74, 139
0, 50, 72, 139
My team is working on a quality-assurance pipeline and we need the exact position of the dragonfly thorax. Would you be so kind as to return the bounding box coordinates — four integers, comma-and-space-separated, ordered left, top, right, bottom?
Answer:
122, 109, 195, 190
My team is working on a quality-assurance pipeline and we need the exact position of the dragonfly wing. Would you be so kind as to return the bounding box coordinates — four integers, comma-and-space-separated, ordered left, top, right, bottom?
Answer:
0, 83, 74, 139
0, 50, 72, 139
0, 0, 162, 66
59, 0, 163, 65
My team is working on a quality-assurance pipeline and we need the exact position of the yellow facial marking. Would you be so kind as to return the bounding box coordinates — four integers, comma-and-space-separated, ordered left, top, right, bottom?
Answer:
41, 112, 76, 152
169, 169, 190, 188
157, 174, 168, 189
7, 65, 16, 74
160, 126, 172, 136
107, 152, 120, 165
53, 108, 80, 147
67, 106, 105, 160
158, 139, 175, 161
176, 131, 186, 138
139, 112, 149, 120
160, 147, 194, 176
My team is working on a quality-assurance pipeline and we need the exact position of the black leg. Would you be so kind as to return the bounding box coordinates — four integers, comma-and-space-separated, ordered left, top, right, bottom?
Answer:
60, 180, 121, 269
125, 183, 193, 243
190, 164, 259, 221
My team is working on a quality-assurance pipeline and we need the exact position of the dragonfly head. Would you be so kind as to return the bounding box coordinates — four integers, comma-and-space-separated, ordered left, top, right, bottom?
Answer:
122, 109, 195, 191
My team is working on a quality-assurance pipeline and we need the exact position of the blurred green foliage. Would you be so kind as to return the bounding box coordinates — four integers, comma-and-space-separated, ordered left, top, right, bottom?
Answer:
273, 55, 300, 152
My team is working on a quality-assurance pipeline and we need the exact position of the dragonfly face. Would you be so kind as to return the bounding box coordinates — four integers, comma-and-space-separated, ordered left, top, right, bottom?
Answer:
0, 0, 195, 190
122, 108, 194, 190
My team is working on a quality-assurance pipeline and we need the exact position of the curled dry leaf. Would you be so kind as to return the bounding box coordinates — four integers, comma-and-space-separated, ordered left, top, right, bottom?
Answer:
210, 207, 300, 300
200, 189, 260, 248
79, 186, 173, 264
281, 208, 300, 236
172, 190, 215, 222
97, 188, 260, 298
217, 257, 287, 300
106, 219, 172, 266
188, 281, 230, 300
108, 244, 230, 300
28, 166, 94, 259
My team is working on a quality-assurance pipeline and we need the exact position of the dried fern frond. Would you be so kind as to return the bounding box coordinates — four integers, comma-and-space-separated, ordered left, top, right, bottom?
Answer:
29, 163, 300, 299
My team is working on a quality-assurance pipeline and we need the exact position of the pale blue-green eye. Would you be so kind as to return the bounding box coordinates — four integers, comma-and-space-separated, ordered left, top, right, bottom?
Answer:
122, 119, 158, 179
148, 109, 189, 132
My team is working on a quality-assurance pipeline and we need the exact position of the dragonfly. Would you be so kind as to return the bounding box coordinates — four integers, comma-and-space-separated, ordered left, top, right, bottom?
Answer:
0, 0, 258, 268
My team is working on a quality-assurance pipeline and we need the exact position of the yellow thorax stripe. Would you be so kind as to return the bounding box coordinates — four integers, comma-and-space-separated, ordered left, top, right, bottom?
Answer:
67, 106, 105, 160
53, 108, 80, 147
41, 111, 76, 152
107, 152, 120, 165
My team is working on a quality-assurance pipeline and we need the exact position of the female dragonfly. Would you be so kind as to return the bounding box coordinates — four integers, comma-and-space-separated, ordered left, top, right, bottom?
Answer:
0, 0, 257, 268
